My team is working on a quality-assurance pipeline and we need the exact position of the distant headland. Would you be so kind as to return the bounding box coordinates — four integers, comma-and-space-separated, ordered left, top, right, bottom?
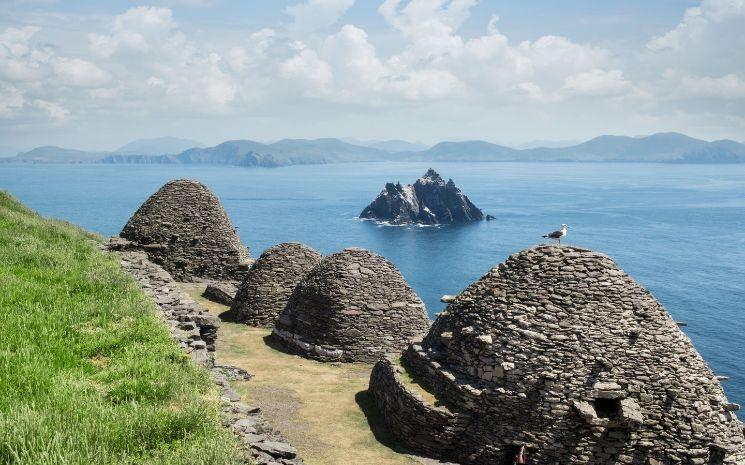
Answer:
4, 132, 745, 165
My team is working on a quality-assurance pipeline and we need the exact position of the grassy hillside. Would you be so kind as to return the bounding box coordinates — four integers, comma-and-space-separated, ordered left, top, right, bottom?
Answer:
0, 191, 243, 465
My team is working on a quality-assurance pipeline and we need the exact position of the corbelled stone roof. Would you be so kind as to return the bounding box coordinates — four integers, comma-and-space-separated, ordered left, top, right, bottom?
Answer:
271, 247, 431, 363
370, 245, 745, 464
231, 242, 322, 328
120, 179, 249, 282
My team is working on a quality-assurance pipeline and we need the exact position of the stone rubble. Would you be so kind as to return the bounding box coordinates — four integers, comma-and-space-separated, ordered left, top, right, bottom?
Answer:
271, 247, 431, 363
231, 242, 322, 328
119, 179, 251, 282
369, 245, 745, 465
109, 245, 304, 465
203, 281, 239, 306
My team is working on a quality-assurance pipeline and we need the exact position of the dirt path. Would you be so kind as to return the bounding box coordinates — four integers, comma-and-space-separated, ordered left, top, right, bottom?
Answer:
179, 283, 430, 465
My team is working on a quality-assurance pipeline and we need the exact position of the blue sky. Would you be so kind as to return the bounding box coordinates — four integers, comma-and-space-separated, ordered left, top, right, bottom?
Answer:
0, 0, 742, 151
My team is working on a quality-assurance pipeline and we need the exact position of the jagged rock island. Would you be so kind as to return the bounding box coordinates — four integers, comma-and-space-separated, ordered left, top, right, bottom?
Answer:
369, 245, 745, 465
271, 247, 431, 363
359, 168, 484, 225
231, 242, 323, 328
117, 179, 251, 281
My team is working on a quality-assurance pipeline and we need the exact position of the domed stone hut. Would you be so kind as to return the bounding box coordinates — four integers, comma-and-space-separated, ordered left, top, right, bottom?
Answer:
370, 245, 745, 465
120, 179, 250, 282
271, 247, 431, 363
231, 242, 322, 327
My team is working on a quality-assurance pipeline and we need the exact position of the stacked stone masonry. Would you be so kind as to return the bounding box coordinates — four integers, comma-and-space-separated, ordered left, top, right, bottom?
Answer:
109, 243, 304, 465
271, 247, 431, 363
369, 357, 470, 454
120, 179, 250, 282
232, 242, 322, 328
369, 245, 745, 465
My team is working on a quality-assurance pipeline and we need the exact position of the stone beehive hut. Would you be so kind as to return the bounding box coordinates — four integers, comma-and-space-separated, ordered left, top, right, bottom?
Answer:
271, 247, 431, 363
370, 245, 745, 465
120, 179, 250, 282
231, 242, 322, 327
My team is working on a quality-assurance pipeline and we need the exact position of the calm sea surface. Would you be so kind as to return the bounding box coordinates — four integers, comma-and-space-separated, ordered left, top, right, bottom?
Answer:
2, 162, 744, 413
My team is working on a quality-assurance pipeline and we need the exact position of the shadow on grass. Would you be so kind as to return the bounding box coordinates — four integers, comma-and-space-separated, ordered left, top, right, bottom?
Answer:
261, 333, 298, 357
217, 307, 241, 323
354, 389, 410, 454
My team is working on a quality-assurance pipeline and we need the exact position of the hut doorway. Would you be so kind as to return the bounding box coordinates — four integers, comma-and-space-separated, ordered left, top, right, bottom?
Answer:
503, 445, 528, 465
593, 398, 621, 419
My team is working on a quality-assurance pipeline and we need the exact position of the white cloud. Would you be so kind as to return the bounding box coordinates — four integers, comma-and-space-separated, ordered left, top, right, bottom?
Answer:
675, 72, 745, 99
89, 6, 177, 57
280, 48, 333, 96
89, 87, 119, 99
564, 69, 632, 96
648, 0, 745, 51
518, 35, 608, 77
380, 0, 475, 64
0, 26, 52, 82
322, 25, 385, 97
33, 98, 68, 122
390, 68, 464, 100
87, 7, 237, 107
0, 82, 24, 115
2, 1, 744, 144
515, 82, 561, 104
141, 0, 218, 6
284, 0, 355, 35
53, 57, 109, 87
227, 28, 275, 72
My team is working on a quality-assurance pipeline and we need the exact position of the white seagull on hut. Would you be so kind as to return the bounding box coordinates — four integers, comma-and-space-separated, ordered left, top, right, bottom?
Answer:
543, 224, 568, 245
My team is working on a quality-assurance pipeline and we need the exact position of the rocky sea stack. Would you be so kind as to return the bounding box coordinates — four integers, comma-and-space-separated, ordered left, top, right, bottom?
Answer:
120, 179, 250, 281
271, 247, 431, 363
359, 169, 483, 225
369, 245, 745, 465
231, 242, 322, 328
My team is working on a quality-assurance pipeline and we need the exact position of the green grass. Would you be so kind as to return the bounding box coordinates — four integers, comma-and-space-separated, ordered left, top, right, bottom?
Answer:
0, 191, 244, 465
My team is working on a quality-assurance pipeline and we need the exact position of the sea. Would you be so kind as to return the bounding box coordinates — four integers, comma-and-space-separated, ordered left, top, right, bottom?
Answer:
1, 162, 743, 413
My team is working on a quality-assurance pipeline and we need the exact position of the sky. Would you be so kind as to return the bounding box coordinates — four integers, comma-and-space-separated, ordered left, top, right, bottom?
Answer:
0, 0, 744, 151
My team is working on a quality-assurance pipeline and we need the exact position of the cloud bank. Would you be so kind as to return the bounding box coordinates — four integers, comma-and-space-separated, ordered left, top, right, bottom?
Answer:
0, 0, 743, 147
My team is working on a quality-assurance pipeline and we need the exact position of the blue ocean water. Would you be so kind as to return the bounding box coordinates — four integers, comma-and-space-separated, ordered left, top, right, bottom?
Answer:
1, 162, 744, 413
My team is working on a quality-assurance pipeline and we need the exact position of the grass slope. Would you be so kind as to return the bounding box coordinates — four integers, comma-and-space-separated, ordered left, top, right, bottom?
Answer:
0, 192, 243, 465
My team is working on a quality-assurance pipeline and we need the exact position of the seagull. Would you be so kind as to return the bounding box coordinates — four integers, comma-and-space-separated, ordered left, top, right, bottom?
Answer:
543, 224, 568, 245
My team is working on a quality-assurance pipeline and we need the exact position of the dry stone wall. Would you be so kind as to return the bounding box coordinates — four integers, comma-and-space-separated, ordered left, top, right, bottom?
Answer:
231, 242, 322, 328
120, 179, 250, 282
370, 245, 745, 465
369, 357, 470, 454
271, 247, 431, 363
109, 244, 304, 465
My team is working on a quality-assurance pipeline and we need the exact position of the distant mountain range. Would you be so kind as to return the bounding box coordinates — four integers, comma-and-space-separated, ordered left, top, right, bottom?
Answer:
115, 137, 204, 155
6, 137, 203, 164
515, 139, 583, 149
4, 132, 745, 165
342, 138, 429, 153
